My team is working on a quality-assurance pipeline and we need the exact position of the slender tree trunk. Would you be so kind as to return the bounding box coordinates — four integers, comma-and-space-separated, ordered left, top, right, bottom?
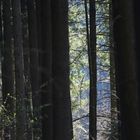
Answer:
89, 0, 97, 139
113, 0, 140, 139
109, 1, 119, 139
133, 0, 140, 116
2, 0, 15, 139
0, 0, 4, 139
51, 0, 73, 139
12, 0, 27, 139
27, 0, 41, 139
21, 0, 33, 139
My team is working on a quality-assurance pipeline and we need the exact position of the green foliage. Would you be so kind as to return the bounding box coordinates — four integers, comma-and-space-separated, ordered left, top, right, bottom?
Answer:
0, 104, 15, 130
69, 0, 118, 139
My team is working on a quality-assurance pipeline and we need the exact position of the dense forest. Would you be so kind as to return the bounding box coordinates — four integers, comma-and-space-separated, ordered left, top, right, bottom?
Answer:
0, 0, 140, 140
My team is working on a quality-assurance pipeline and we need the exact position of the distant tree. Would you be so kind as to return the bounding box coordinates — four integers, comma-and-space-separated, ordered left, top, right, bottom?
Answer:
69, 1, 90, 139
89, 0, 97, 139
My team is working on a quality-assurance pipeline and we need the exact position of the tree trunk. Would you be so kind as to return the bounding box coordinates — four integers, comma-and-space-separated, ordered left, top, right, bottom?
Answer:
0, 0, 4, 139
40, 0, 53, 139
0, 0, 3, 140
109, 1, 119, 139
12, 0, 27, 139
113, 0, 140, 139
51, 0, 73, 139
27, 0, 41, 139
21, 0, 33, 139
133, 0, 140, 116
89, 0, 97, 139
2, 0, 15, 139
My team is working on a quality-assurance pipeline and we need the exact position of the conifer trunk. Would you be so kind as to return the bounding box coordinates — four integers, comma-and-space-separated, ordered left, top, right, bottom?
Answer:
51, 0, 73, 139
113, 0, 140, 139
2, 0, 15, 139
21, 0, 33, 139
40, 0, 53, 139
12, 0, 27, 139
89, 0, 97, 139
27, 0, 41, 139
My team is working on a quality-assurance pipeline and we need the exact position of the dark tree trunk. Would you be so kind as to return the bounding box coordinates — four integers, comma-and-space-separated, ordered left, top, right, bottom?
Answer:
89, 0, 97, 139
0, 0, 2, 138
113, 0, 140, 139
21, 0, 33, 139
2, 0, 15, 139
51, 0, 73, 140
0, 1, 3, 139
12, 0, 27, 139
27, 0, 41, 139
40, 0, 53, 139
134, 0, 140, 116
52, 0, 72, 140
109, 2, 119, 139
39, 0, 73, 139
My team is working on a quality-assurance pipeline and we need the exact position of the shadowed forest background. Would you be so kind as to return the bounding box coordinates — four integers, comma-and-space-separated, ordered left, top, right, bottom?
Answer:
0, 0, 140, 140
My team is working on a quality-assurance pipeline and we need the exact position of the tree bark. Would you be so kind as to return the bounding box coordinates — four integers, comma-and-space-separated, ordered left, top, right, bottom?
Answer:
133, 0, 140, 117
12, 0, 27, 139
27, 0, 41, 139
113, 0, 140, 139
0, 0, 4, 139
40, 0, 53, 139
2, 0, 15, 139
51, 0, 73, 139
89, 0, 97, 139
109, 1, 119, 139
21, 0, 33, 139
